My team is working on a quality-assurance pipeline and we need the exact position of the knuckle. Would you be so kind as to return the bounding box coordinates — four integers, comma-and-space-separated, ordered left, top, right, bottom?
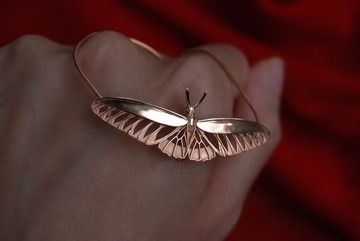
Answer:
89, 31, 134, 53
201, 43, 249, 70
164, 53, 235, 117
92, 31, 128, 43
92, 31, 164, 61
0, 35, 72, 94
173, 53, 228, 91
83, 31, 154, 70
197, 44, 250, 86
10, 34, 61, 54
74, 31, 163, 100
208, 43, 246, 59
4, 35, 69, 67
13, 34, 49, 45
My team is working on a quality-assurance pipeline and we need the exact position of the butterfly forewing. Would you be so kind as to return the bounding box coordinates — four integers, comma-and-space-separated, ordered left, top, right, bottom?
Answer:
95, 97, 188, 126
91, 97, 188, 149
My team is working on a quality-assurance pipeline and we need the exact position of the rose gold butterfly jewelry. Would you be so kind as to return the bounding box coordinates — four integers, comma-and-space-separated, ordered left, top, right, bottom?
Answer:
73, 32, 270, 161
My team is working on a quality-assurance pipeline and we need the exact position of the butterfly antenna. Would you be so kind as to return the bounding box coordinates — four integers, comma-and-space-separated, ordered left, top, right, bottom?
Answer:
193, 91, 207, 108
186, 88, 207, 108
185, 88, 191, 106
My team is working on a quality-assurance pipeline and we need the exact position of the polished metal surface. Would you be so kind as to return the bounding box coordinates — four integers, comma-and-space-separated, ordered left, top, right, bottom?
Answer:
98, 97, 188, 127
196, 118, 269, 134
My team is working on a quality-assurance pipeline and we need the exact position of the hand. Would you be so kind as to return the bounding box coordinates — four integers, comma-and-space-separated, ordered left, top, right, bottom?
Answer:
0, 31, 283, 241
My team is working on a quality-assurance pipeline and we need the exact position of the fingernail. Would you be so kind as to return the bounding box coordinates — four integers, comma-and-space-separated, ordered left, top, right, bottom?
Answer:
263, 56, 284, 88
254, 56, 284, 114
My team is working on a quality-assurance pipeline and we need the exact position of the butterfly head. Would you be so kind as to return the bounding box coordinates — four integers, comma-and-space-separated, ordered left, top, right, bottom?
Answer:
185, 88, 207, 124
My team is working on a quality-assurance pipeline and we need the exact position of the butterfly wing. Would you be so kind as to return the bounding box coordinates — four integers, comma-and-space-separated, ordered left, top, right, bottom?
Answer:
91, 97, 189, 158
186, 126, 217, 161
91, 98, 268, 160
157, 125, 188, 159
196, 118, 270, 157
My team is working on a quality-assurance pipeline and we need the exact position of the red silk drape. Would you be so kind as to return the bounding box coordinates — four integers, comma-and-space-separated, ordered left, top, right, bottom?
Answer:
1, 0, 359, 240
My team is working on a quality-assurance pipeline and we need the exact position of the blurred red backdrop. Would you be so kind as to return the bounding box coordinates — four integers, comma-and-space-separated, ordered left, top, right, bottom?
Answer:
0, 0, 359, 240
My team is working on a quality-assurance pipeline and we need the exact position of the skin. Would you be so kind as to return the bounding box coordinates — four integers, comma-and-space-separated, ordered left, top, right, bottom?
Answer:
0, 31, 283, 241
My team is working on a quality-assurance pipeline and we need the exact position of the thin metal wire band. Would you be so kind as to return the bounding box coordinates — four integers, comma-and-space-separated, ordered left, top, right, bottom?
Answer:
73, 32, 161, 98
73, 32, 102, 98
183, 49, 258, 122
73, 32, 259, 122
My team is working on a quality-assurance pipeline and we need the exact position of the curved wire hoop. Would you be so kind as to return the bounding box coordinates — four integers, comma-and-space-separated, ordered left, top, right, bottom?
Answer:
73, 32, 259, 122
73, 32, 160, 98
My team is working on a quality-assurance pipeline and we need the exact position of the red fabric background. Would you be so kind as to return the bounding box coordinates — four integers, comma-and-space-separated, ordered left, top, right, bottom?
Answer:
1, 0, 359, 240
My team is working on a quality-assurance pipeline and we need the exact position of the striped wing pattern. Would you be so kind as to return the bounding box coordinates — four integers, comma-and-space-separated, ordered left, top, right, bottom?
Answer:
187, 126, 216, 161
157, 125, 188, 159
91, 99, 269, 161
196, 128, 269, 158
91, 100, 184, 146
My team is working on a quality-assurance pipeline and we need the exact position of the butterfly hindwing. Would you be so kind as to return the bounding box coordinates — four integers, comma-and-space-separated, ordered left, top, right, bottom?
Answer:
196, 118, 270, 157
186, 126, 216, 161
157, 125, 188, 159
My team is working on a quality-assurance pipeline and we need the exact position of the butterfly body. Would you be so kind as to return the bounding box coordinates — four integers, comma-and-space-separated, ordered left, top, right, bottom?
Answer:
187, 106, 196, 126
91, 89, 269, 161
